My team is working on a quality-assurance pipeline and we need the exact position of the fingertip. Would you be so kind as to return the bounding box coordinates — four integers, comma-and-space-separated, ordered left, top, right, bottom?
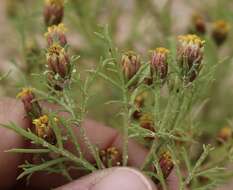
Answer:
56, 167, 157, 190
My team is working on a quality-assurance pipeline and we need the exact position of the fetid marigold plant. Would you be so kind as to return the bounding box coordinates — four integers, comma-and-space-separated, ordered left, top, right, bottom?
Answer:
1, 1, 233, 190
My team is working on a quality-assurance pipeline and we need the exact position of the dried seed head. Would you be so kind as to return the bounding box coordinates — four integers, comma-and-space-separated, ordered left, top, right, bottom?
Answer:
212, 20, 230, 46
139, 113, 154, 132
45, 23, 67, 46
192, 13, 206, 35
121, 51, 141, 80
100, 147, 122, 167
44, 0, 64, 26
159, 151, 174, 179
17, 88, 42, 119
217, 127, 232, 144
46, 43, 70, 78
150, 47, 169, 80
33, 115, 56, 143
177, 34, 205, 82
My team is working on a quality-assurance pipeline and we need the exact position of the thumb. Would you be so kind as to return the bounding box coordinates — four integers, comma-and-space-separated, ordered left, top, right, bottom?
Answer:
55, 167, 157, 190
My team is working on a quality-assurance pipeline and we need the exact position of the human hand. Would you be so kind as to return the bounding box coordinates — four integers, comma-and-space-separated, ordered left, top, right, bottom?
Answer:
0, 98, 179, 190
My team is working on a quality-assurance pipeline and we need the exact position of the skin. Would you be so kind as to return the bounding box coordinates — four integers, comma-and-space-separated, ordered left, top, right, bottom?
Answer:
0, 98, 179, 190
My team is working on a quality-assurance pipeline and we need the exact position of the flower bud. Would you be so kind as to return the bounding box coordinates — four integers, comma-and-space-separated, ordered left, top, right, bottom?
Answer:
44, 23, 67, 47
46, 43, 70, 78
17, 88, 42, 119
32, 115, 56, 144
217, 127, 232, 144
211, 20, 230, 46
100, 147, 122, 167
44, 0, 64, 26
191, 13, 206, 35
150, 48, 169, 80
159, 151, 174, 179
177, 34, 205, 82
121, 51, 141, 80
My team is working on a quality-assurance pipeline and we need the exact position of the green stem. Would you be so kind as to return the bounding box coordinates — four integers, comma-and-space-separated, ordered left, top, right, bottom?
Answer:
1, 123, 96, 172
122, 87, 129, 166
141, 84, 160, 170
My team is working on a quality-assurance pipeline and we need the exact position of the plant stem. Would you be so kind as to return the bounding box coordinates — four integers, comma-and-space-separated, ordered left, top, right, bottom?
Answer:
122, 87, 129, 166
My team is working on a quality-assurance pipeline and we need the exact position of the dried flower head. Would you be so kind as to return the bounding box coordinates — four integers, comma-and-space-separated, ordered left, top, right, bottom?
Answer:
44, 0, 64, 26
159, 151, 174, 179
217, 127, 232, 144
45, 23, 67, 46
121, 51, 141, 80
46, 43, 70, 78
150, 47, 169, 80
17, 88, 42, 119
33, 115, 55, 143
212, 20, 230, 46
192, 13, 206, 35
100, 147, 121, 167
177, 34, 205, 82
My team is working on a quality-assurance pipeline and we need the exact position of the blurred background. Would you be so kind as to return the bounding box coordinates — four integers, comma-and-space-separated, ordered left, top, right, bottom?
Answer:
0, 0, 233, 188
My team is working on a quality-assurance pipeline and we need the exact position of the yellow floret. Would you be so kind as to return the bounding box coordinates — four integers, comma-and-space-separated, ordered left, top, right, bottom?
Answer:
155, 47, 170, 55
45, 0, 64, 6
16, 88, 33, 98
213, 20, 230, 33
44, 23, 67, 38
178, 34, 205, 47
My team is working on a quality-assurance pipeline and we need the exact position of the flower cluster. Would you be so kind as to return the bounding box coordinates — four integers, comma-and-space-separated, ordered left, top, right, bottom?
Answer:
189, 13, 230, 46
17, 88, 56, 144
121, 34, 204, 86
45, 24, 71, 90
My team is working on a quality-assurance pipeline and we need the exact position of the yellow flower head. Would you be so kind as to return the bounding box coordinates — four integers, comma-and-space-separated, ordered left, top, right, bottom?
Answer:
17, 88, 33, 99
213, 20, 230, 34
217, 126, 232, 143
154, 47, 170, 55
33, 115, 50, 138
178, 34, 205, 48
159, 151, 174, 178
161, 151, 172, 160
33, 115, 49, 127
45, 0, 64, 6
100, 147, 121, 167
139, 113, 154, 131
47, 43, 64, 56
44, 23, 67, 38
